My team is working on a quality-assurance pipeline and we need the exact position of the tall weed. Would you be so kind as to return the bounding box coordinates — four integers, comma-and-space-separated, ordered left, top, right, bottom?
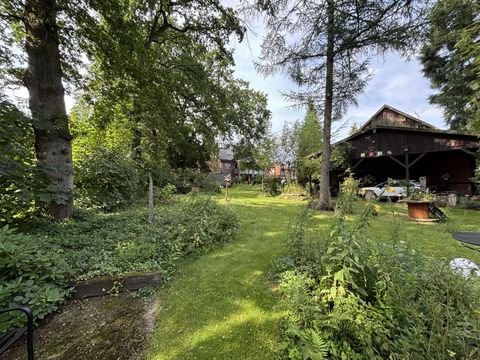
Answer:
277, 186, 480, 359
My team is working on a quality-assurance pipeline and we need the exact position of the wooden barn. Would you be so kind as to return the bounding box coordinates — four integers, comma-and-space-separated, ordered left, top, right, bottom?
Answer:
336, 105, 480, 195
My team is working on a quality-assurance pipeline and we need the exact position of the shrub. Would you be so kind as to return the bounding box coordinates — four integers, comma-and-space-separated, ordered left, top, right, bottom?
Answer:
265, 176, 281, 196
1, 196, 239, 330
74, 146, 140, 211
154, 183, 177, 205
159, 195, 239, 255
0, 226, 70, 332
461, 200, 480, 210
0, 99, 37, 224
172, 168, 221, 194
276, 189, 480, 359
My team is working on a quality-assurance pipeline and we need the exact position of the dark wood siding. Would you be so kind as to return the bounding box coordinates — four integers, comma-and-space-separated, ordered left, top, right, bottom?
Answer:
349, 129, 479, 158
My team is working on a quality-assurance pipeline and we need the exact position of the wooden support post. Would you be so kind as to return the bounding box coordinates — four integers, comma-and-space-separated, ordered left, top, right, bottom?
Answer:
405, 152, 409, 180
351, 158, 365, 171
461, 148, 477, 157
409, 152, 427, 168
388, 155, 406, 168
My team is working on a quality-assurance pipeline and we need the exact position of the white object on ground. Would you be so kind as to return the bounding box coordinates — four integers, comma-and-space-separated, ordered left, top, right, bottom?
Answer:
450, 258, 480, 278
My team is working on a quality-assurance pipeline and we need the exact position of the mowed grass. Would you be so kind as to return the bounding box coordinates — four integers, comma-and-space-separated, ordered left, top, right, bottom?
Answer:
147, 187, 480, 359
147, 186, 306, 359
361, 201, 480, 263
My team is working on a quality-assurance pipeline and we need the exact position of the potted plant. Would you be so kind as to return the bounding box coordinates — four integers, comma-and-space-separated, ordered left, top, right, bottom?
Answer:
399, 189, 437, 220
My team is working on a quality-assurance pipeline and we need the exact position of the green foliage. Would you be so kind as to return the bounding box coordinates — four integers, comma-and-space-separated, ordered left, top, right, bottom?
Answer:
296, 102, 322, 186
31, 196, 238, 280
408, 189, 437, 202
335, 175, 359, 214
330, 143, 354, 172
0, 99, 36, 224
171, 169, 221, 194
0, 226, 70, 332
460, 200, 480, 210
154, 183, 177, 205
159, 196, 239, 255
1, 196, 239, 331
74, 146, 140, 211
282, 182, 306, 195
420, 0, 480, 131
264, 177, 282, 196
277, 188, 480, 359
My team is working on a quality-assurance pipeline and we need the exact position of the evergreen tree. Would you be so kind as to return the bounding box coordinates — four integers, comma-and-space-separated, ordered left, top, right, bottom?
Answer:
255, 0, 428, 209
296, 101, 322, 192
420, 0, 480, 131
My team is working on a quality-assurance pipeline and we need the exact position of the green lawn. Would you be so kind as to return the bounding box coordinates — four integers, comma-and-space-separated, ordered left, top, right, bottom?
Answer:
147, 186, 480, 359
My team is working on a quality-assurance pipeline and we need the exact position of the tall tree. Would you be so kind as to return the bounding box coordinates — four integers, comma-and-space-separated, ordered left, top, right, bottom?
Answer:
0, 0, 74, 218
296, 101, 322, 192
420, 0, 480, 131
255, 0, 429, 209
253, 133, 276, 191
0, 0, 247, 218
80, 1, 269, 171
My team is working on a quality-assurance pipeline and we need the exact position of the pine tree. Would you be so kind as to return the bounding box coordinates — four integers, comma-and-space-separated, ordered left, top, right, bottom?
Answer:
256, 0, 428, 209
420, 0, 480, 131
297, 101, 322, 192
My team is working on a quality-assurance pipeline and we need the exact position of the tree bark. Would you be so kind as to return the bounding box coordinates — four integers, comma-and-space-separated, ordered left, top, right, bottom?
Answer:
24, 0, 73, 219
319, 0, 334, 209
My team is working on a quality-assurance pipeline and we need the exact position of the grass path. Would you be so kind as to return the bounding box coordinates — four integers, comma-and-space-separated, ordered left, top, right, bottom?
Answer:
147, 187, 304, 359
147, 187, 480, 359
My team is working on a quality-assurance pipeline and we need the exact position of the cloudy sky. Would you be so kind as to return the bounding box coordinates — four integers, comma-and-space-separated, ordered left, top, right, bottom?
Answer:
230, 8, 446, 141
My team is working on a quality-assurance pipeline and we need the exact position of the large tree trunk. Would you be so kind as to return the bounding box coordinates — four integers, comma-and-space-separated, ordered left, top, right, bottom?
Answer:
24, 0, 73, 219
319, 0, 334, 209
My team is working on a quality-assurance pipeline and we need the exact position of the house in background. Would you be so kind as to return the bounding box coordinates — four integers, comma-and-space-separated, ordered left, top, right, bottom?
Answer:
266, 163, 296, 180
333, 105, 480, 195
209, 148, 239, 183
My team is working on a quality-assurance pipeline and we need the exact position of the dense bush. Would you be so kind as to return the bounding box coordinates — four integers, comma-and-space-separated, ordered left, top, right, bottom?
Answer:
171, 168, 221, 194
461, 199, 480, 210
74, 146, 140, 211
277, 192, 480, 359
154, 183, 177, 205
1, 196, 238, 330
0, 100, 37, 224
0, 227, 70, 332
264, 176, 281, 196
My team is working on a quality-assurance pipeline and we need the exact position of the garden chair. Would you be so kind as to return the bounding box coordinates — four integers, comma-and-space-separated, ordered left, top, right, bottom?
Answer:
0, 306, 34, 360
452, 232, 480, 252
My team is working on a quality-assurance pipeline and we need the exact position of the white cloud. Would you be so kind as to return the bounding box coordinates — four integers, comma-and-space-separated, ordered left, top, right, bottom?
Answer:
228, 8, 446, 138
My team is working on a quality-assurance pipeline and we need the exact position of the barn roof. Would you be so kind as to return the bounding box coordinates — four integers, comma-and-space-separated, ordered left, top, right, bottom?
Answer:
358, 104, 437, 131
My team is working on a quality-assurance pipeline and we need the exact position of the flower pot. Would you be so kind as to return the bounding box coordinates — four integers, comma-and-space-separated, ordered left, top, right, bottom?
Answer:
401, 200, 431, 220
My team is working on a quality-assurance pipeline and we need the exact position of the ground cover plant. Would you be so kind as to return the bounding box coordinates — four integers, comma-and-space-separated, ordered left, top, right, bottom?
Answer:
0, 195, 238, 332
276, 189, 480, 359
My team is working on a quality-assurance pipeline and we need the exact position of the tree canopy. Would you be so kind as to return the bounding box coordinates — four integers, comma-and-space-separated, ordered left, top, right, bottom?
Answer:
420, 0, 480, 131
0, 0, 270, 218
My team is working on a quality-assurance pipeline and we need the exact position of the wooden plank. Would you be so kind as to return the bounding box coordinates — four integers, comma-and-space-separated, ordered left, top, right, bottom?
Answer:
351, 158, 364, 170
72, 271, 163, 299
409, 152, 427, 167
461, 148, 477, 157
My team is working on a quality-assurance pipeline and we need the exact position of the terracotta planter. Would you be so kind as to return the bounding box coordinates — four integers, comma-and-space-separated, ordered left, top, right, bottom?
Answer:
401, 200, 431, 220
